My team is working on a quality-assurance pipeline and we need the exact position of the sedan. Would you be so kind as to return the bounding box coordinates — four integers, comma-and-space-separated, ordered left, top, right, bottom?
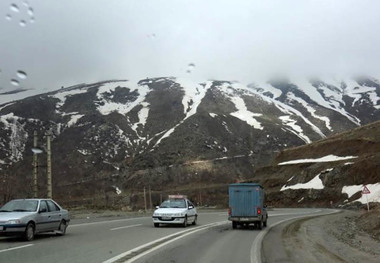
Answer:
152, 195, 197, 227
0, 199, 70, 241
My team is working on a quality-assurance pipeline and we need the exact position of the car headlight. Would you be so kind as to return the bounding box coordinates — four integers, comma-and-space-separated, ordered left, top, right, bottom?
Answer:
173, 213, 185, 217
6, 219, 21, 224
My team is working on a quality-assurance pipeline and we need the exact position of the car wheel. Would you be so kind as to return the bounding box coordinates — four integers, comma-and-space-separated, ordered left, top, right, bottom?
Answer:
263, 216, 267, 227
257, 220, 263, 230
232, 221, 237, 229
183, 216, 188, 227
24, 223, 35, 241
57, 220, 67, 236
192, 215, 197, 225
154, 223, 160, 228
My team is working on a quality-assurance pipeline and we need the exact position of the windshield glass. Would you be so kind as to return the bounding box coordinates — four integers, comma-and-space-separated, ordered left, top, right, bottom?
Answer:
160, 199, 187, 208
0, 200, 38, 212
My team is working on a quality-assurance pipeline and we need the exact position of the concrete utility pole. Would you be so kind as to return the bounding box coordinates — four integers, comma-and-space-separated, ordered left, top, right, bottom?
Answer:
32, 131, 38, 198
149, 185, 152, 211
46, 131, 52, 199
143, 187, 147, 212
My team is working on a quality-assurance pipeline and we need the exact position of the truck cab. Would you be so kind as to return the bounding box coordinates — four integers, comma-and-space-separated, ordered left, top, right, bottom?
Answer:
228, 183, 268, 230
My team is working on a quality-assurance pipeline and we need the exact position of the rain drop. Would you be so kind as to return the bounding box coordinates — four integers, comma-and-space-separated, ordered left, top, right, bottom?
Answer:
30, 17, 35, 23
186, 63, 196, 73
11, 79, 20, 86
19, 20, 26, 27
5, 14, 12, 21
23, 1, 29, 7
28, 7, 33, 16
10, 4, 19, 12
17, 70, 27, 79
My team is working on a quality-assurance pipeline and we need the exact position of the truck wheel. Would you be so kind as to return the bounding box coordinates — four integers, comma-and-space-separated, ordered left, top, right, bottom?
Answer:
257, 220, 263, 230
232, 221, 237, 229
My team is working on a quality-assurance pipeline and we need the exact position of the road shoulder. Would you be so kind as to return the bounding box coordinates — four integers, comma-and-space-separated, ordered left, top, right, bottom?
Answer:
262, 210, 380, 263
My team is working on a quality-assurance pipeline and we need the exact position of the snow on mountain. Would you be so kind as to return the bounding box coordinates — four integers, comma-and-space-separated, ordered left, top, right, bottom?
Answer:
278, 154, 358, 165
0, 76, 379, 171
96, 80, 150, 116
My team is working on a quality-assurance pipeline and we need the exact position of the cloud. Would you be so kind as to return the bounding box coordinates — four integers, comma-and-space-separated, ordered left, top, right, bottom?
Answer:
0, 0, 379, 97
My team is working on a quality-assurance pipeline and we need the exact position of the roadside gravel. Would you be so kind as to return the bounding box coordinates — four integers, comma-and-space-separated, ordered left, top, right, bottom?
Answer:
263, 209, 380, 263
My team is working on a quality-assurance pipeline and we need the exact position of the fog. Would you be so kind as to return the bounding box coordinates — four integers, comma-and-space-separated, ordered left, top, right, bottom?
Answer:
1, 0, 379, 99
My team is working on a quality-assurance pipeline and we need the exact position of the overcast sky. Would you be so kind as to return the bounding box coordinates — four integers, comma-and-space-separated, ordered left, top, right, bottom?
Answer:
1, 0, 380, 101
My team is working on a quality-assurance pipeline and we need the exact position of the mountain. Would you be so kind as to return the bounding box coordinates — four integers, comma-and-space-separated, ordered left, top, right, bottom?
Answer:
0, 77, 379, 208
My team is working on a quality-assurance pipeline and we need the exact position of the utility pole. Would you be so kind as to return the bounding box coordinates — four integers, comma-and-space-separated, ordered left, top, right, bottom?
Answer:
149, 185, 152, 211
46, 131, 52, 199
143, 187, 147, 212
32, 131, 38, 198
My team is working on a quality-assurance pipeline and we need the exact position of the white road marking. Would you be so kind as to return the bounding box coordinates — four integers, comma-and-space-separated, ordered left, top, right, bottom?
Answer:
70, 217, 151, 227
110, 224, 142, 231
0, 244, 33, 253
250, 209, 340, 263
103, 221, 229, 263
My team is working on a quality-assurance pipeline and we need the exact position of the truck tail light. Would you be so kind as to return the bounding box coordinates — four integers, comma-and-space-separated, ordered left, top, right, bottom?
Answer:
228, 207, 231, 216
257, 208, 261, 215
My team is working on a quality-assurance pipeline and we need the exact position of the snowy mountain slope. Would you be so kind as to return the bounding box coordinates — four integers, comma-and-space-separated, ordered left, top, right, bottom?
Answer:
0, 77, 379, 201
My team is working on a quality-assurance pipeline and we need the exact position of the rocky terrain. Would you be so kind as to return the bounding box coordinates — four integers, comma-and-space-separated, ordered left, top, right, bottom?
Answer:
263, 207, 380, 263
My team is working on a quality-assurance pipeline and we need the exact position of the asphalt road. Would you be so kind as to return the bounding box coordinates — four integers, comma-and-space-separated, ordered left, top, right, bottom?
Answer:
0, 208, 333, 263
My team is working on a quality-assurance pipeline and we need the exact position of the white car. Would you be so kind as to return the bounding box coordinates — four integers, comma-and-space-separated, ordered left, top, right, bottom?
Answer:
152, 195, 197, 227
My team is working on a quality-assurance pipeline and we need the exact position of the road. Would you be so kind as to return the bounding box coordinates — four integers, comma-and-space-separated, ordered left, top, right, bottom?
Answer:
0, 208, 334, 263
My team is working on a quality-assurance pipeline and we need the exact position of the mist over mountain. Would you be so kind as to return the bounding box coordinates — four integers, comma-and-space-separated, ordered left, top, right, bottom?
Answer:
0, 76, 379, 208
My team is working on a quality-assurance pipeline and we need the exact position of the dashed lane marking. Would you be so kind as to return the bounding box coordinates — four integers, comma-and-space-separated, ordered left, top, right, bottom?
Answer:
110, 224, 142, 231
0, 244, 34, 253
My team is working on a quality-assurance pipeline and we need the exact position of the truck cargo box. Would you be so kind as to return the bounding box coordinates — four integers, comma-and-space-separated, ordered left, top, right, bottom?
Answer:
228, 183, 268, 229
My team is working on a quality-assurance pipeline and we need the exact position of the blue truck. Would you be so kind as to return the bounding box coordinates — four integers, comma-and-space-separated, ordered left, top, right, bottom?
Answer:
228, 183, 268, 230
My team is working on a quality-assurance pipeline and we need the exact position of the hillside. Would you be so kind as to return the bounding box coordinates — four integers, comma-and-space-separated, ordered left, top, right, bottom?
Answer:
0, 77, 379, 209
253, 120, 380, 208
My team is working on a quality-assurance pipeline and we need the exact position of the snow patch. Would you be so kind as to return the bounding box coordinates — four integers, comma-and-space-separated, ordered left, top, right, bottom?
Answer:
342, 183, 380, 203
281, 173, 325, 191
68, 114, 84, 127
279, 116, 311, 143
279, 155, 357, 165
50, 89, 88, 108
97, 81, 150, 116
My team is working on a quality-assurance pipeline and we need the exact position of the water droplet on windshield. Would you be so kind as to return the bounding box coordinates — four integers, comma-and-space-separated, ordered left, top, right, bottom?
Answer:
186, 63, 196, 74
11, 79, 20, 86
19, 20, 26, 27
30, 17, 35, 23
22, 1, 29, 7
27, 7, 33, 16
17, 70, 27, 79
10, 4, 20, 12
5, 14, 12, 20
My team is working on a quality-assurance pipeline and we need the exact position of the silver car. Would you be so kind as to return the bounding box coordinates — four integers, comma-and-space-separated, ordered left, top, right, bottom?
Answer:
0, 199, 70, 241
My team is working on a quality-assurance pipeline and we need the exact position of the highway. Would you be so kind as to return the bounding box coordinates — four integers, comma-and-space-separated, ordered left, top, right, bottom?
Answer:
0, 208, 333, 263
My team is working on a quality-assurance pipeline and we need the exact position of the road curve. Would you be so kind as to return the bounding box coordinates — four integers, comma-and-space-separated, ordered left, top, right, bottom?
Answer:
0, 208, 334, 263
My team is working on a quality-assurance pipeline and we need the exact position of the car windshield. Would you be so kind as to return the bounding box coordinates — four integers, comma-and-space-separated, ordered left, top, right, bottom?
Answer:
0, 200, 38, 212
160, 199, 187, 208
